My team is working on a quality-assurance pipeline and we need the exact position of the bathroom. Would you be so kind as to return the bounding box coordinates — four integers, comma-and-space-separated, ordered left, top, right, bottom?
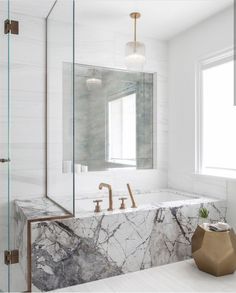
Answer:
0, 0, 235, 292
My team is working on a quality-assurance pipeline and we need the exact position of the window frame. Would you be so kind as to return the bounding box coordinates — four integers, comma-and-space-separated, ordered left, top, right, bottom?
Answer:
106, 90, 137, 166
195, 48, 235, 179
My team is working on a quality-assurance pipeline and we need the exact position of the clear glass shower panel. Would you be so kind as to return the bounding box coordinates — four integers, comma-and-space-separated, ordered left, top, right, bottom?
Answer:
0, 0, 10, 291
47, 0, 75, 215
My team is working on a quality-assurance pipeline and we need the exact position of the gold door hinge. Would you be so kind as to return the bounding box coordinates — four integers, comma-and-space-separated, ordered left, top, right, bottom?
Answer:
4, 19, 19, 35
4, 250, 19, 265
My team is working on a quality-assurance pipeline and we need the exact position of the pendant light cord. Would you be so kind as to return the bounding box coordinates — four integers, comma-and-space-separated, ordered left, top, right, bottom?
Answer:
129, 12, 141, 54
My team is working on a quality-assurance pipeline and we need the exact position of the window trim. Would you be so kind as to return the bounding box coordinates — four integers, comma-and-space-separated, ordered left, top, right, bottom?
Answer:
195, 47, 235, 178
106, 91, 137, 166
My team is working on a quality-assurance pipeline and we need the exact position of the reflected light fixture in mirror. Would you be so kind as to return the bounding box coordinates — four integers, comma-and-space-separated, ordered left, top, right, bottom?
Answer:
86, 69, 102, 91
125, 12, 146, 71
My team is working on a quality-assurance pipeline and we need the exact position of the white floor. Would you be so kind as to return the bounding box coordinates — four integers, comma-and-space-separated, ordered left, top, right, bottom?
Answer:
50, 260, 236, 293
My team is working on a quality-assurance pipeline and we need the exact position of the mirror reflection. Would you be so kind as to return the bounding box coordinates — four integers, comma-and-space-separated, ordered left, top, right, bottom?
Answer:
63, 63, 154, 171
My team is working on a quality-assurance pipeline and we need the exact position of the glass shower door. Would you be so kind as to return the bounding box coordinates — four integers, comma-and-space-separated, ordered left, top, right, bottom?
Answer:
0, 0, 11, 291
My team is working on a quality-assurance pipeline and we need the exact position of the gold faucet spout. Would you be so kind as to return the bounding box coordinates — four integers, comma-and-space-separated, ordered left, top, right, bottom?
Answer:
99, 183, 113, 211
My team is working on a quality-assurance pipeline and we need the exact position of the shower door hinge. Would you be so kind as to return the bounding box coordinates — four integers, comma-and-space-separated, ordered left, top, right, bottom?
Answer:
4, 250, 19, 265
4, 19, 19, 35
0, 158, 10, 163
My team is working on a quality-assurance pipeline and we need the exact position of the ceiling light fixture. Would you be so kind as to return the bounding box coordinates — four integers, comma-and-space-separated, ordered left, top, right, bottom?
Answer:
125, 12, 145, 71
86, 69, 102, 91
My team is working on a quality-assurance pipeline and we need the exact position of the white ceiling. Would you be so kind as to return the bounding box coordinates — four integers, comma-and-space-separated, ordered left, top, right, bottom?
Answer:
10, 0, 234, 40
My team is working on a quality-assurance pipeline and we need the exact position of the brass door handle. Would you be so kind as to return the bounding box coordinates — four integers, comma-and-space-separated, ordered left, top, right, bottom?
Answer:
119, 197, 128, 210
93, 199, 103, 213
0, 158, 10, 163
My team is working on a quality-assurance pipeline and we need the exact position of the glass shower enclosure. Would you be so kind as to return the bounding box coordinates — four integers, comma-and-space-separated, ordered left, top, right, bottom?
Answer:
46, 0, 75, 215
0, 0, 11, 291
46, 0, 154, 216
0, 0, 76, 291
1, 0, 155, 290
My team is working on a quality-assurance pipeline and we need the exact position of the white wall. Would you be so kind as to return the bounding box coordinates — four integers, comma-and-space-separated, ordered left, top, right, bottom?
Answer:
168, 6, 236, 227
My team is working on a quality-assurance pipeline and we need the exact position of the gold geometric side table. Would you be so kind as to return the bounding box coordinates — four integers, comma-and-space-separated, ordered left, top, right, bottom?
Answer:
192, 225, 236, 276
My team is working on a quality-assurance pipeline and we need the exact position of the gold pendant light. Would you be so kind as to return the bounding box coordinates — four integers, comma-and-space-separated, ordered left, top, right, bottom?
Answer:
125, 12, 145, 71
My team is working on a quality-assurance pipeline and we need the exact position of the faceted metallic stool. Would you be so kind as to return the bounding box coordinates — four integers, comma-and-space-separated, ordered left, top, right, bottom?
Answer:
192, 225, 236, 276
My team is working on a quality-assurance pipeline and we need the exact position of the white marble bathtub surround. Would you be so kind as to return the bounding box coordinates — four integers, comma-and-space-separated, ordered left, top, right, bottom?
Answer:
27, 194, 226, 291
14, 197, 70, 292
14, 202, 28, 286
15, 198, 69, 220
226, 180, 236, 230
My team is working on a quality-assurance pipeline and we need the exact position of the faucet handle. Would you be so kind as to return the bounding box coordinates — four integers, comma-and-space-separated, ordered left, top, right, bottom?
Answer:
93, 199, 103, 213
119, 197, 128, 210
127, 183, 137, 208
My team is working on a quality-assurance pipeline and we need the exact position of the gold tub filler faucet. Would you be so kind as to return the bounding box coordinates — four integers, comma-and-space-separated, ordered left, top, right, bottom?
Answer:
99, 182, 113, 211
97, 182, 137, 212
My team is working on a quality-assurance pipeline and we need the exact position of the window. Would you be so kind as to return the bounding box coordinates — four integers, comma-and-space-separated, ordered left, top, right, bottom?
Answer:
196, 50, 235, 178
108, 93, 136, 166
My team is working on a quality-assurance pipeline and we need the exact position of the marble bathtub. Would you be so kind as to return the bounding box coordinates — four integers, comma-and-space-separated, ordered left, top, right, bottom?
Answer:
14, 189, 227, 292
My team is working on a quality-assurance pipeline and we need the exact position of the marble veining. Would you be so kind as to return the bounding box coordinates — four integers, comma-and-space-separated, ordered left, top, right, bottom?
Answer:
15, 197, 69, 220
14, 202, 28, 285
14, 197, 71, 291
19, 193, 227, 291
